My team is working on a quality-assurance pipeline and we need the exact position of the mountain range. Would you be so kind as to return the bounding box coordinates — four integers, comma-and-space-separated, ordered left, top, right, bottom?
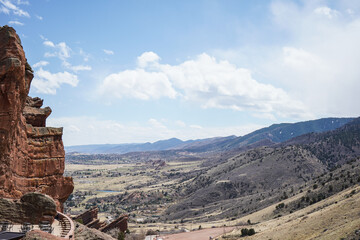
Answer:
65, 117, 354, 154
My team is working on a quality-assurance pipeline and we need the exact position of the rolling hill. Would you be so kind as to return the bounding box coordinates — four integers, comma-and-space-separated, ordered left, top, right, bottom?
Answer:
163, 117, 360, 222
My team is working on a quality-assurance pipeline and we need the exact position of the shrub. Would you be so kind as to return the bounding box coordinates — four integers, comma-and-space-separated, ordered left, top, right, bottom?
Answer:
146, 229, 157, 235
117, 231, 125, 240
248, 228, 256, 236
241, 228, 256, 236
276, 203, 285, 209
241, 228, 249, 236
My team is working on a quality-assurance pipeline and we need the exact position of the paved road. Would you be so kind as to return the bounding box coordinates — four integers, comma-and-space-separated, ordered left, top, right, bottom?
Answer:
160, 227, 235, 240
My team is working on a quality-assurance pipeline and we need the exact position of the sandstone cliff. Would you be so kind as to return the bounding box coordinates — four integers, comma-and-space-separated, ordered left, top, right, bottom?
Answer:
0, 25, 73, 211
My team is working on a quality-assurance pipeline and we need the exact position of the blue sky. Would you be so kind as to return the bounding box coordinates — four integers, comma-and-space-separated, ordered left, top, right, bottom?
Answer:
1, 0, 360, 146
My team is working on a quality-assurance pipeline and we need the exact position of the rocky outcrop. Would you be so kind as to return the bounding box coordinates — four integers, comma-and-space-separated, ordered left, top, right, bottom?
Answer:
99, 214, 128, 233
73, 207, 105, 229
0, 25, 73, 211
0, 192, 57, 224
73, 207, 128, 233
23, 96, 52, 127
74, 223, 116, 240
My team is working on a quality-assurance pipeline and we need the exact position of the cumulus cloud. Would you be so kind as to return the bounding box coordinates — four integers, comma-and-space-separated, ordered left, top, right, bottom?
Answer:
0, 0, 29, 17
8, 20, 23, 25
103, 49, 114, 55
100, 52, 309, 119
32, 68, 79, 94
137, 51, 161, 68
266, 1, 360, 117
48, 116, 264, 146
100, 68, 177, 100
35, 15, 43, 20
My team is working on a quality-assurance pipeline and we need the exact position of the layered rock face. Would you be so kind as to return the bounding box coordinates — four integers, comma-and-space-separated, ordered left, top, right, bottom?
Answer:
0, 26, 73, 211
74, 207, 128, 233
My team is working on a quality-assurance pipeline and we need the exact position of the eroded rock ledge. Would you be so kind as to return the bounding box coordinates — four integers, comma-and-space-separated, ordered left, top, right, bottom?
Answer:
0, 25, 73, 211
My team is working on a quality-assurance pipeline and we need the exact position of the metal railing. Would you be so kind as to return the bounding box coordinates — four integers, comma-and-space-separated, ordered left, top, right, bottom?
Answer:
56, 212, 75, 239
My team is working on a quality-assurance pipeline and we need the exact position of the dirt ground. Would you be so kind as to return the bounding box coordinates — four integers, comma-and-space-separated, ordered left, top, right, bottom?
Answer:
160, 227, 235, 240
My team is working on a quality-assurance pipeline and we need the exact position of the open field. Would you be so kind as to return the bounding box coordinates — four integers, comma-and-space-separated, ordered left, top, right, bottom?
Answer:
64, 160, 206, 223
161, 226, 235, 240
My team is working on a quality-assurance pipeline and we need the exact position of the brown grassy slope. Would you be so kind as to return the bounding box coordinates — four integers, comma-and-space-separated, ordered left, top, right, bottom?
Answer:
221, 185, 360, 240
164, 146, 326, 222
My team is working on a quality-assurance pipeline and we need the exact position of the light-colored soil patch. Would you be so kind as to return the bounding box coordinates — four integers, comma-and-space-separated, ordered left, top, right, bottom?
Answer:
161, 227, 235, 240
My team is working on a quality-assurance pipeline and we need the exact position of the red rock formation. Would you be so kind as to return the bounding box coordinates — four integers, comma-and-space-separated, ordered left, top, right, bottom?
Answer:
73, 207, 103, 228
99, 214, 128, 233
73, 207, 128, 233
0, 25, 73, 211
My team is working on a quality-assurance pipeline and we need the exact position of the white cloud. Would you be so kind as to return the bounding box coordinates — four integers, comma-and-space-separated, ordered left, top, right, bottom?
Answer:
100, 68, 177, 100
14, 0, 29, 5
282, 47, 321, 68
43, 40, 55, 48
69, 65, 92, 72
137, 51, 160, 68
43, 41, 71, 61
8, 20, 23, 26
103, 49, 114, 55
62, 61, 91, 72
265, 1, 360, 117
0, 5, 9, 14
32, 60, 49, 68
314, 6, 340, 19
41, 39, 92, 74
47, 116, 265, 146
100, 52, 309, 119
0, 0, 29, 17
32, 68, 79, 94
35, 15, 43, 20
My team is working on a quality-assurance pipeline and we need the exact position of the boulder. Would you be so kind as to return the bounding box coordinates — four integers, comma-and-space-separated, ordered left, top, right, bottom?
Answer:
0, 192, 57, 224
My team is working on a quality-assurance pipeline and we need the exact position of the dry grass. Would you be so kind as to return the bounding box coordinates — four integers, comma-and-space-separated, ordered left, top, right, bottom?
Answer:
220, 185, 360, 240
